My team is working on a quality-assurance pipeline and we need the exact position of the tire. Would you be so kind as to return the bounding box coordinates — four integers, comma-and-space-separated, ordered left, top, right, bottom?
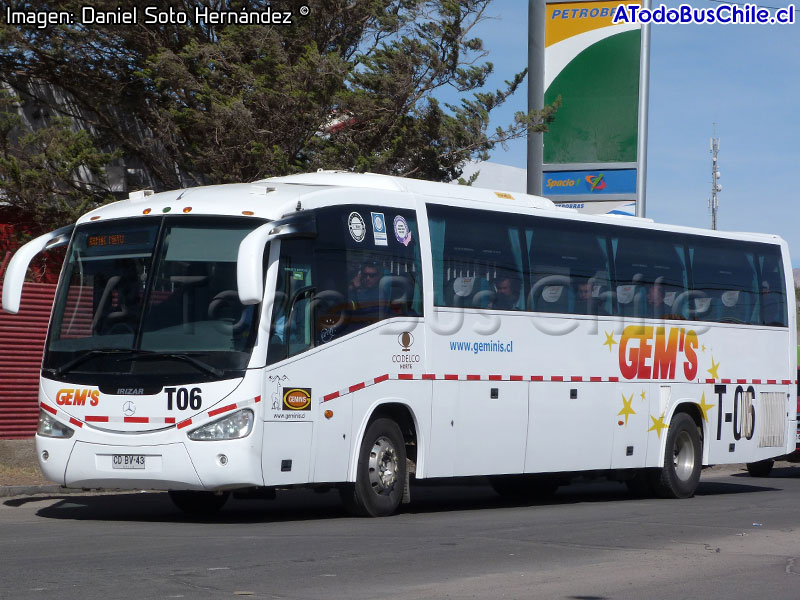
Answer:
489, 474, 561, 499
650, 413, 702, 499
340, 418, 406, 517
169, 490, 230, 517
746, 459, 775, 478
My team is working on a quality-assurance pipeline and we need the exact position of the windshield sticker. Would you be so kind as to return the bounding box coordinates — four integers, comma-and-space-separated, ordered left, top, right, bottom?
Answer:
393, 215, 412, 246
348, 212, 366, 242
282, 387, 312, 411
371, 212, 388, 246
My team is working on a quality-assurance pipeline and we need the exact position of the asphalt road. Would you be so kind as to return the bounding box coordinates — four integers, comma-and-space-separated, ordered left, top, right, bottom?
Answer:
2, 465, 800, 600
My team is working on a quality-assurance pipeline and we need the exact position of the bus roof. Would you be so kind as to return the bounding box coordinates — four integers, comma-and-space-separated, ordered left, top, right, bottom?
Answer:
76, 171, 785, 247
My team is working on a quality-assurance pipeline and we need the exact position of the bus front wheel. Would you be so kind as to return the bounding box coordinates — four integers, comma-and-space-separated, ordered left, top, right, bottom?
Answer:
169, 490, 230, 517
340, 418, 406, 517
650, 413, 702, 499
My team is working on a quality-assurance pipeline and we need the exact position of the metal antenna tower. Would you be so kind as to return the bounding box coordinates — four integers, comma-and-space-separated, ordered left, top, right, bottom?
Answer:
709, 124, 721, 230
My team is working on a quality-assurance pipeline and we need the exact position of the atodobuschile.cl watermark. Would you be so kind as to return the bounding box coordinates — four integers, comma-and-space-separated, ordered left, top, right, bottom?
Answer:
613, 3, 795, 24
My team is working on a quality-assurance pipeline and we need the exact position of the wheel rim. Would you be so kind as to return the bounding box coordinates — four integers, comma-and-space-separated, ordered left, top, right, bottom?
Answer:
673, 430, 695, 481
368, 435, 399, 496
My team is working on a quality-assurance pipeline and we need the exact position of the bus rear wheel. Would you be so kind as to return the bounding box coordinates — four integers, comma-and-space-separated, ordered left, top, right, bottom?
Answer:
650, 413, 702, 499
169, 490, 230, 517
340, 418, 406, 517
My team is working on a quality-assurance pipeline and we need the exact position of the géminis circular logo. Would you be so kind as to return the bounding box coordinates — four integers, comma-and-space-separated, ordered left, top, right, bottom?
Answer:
348, 212, 366, 242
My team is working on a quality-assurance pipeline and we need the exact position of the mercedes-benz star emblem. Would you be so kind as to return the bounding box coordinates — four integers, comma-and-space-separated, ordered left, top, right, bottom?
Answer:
122, 401, 136, 417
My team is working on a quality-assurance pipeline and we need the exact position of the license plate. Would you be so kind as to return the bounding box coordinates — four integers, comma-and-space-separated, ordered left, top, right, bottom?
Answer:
112, 454, 146, 469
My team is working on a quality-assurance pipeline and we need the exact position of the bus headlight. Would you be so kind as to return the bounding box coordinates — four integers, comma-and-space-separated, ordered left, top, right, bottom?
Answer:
37, 410, 74, 439
187, 409, 254, 441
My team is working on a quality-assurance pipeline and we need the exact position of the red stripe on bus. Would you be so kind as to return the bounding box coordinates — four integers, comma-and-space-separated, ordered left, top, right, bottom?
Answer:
69, 417, 83, 428
165, 417, 176, 424
590, 377, 602, 382
466, 375, 481, 381
737, 379, 747, 384
444, 374, 459, 380
550, 376, 564, 382
323, 392, 340, 402
374, 374, 390, 384
607, 377, 619, 382
767, 379, 777, 384
208, 403, 237, 418
489, 375, 502, 381
254, 395, 261, 403
85, 416, 109, 422
752, 379, 762, 384
398, 374, 414, 380
349, 382, 366, 393
510, 375, 523, 381
705, 379, 716, 384
721, 379, 732, 384
422, 374, 436, 380
782, 380, 793, 385
571, 376, 583, 382
177, 419, 193, 429
124, 417, 149, 423
531, 375, 544, 381
41, 403, 57, 416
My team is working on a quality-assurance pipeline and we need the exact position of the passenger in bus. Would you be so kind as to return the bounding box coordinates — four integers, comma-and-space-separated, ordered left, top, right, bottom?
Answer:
575, 280, 609, 316
646, 279, 683, 320
353, 260, 382, 306
492, 275, 521, 310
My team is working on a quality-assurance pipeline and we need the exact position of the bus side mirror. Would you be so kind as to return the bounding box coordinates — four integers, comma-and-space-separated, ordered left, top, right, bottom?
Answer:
1, 224, 74, 314
237, 213, 316, 305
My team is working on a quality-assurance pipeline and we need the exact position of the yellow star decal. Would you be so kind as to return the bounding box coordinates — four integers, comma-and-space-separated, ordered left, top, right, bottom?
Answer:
603, 331, 618, 352
640, 389, 647, 401
618, 393, 636, 426
648, 413, 669, 438
701, 344, 707, 353
707, 357, 720, 380
698, 392, 715, 423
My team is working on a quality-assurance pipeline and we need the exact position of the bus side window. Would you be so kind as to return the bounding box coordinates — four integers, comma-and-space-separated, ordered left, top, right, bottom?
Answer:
428, 205, 524, 311
758, 248, 788, 327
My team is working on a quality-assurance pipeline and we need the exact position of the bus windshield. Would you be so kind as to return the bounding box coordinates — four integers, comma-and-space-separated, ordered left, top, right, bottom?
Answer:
42, 216, 265, 383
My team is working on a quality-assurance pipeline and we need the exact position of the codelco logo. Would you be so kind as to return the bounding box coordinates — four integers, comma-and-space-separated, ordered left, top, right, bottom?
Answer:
56, 388, 100, 406
618, 326, 698, 380
282, 388, 312, 411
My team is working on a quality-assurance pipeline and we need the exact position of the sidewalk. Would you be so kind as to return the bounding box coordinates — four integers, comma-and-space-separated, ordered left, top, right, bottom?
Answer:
0, 438, 80, 498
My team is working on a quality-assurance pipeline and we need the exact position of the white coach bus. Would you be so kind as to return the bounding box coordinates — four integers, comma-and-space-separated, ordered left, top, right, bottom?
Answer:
2, 172, 796, 516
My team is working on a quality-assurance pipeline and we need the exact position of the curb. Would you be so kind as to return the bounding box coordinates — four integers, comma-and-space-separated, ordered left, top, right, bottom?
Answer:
0, 484, 85, 499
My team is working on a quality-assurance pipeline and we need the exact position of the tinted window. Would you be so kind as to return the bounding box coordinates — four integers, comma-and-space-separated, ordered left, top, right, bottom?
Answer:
526, 219, 612, 316
428, 205, 525, 311
612, 230, 688, 319
267, 206, 423, 364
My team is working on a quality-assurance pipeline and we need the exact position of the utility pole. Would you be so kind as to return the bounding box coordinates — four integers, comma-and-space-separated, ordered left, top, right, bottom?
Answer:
709, 124, 721, 230
526, 0, 545, 196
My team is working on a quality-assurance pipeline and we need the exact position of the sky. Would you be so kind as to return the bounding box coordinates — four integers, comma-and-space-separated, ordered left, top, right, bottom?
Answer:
464, 0, 800, 266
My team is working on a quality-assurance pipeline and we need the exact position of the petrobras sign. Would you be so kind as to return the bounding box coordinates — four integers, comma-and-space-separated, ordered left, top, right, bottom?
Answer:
543, 169, 637, 195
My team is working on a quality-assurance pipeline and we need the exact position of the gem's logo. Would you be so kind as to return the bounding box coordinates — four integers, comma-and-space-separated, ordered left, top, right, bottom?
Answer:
56, 388, 99, 407
586, 174, 607, 191
618, 326, 698, 380
282, 388, 312, 411
398, 331, 414, 351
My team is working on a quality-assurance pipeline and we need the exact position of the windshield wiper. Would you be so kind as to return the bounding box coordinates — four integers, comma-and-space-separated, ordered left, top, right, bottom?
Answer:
129, 353, 225, 378
51, 348, 143, 377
